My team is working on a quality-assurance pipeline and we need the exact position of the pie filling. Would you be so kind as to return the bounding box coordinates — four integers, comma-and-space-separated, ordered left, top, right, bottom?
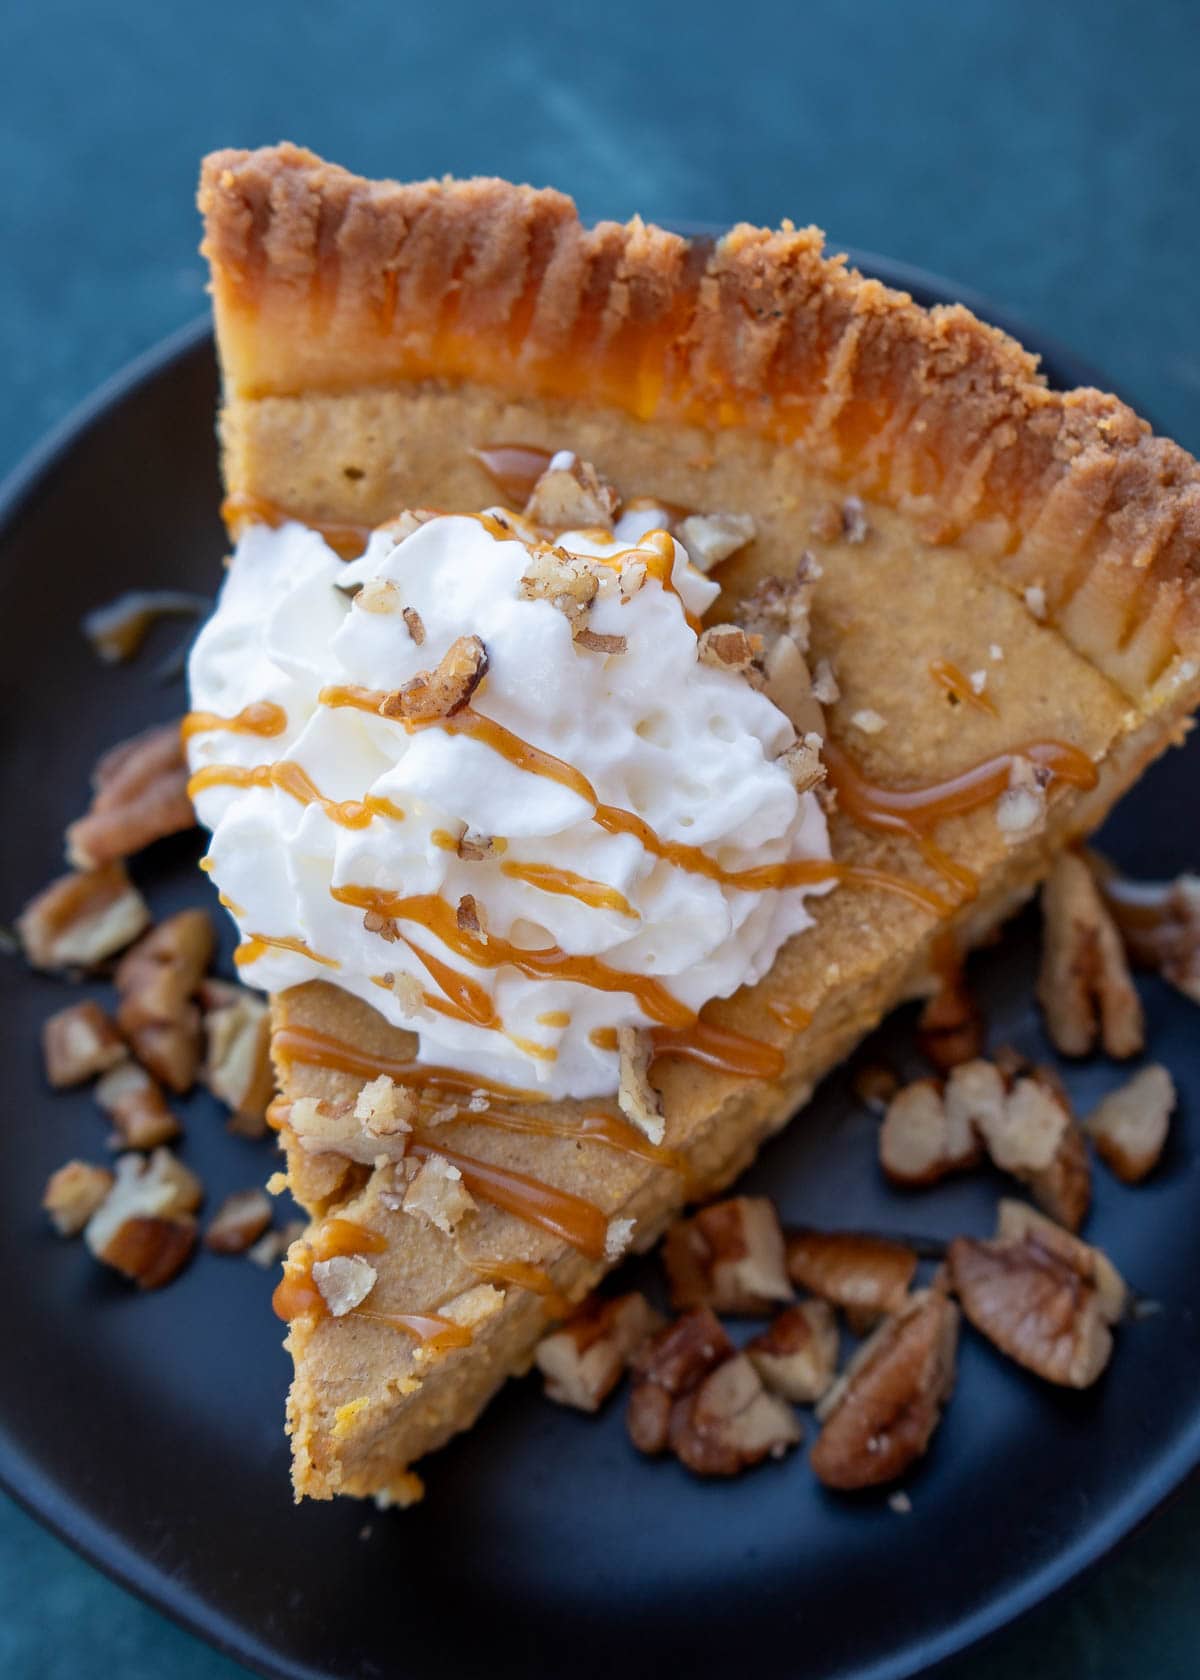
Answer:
185, 479, 836, 1101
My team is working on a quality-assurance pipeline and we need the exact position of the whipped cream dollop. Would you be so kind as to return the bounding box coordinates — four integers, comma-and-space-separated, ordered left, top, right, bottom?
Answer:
186, 502, 832, 1099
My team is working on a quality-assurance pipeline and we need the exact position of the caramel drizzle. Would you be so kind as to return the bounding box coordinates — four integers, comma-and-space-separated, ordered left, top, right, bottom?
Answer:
272, 1023, 545, 1104
236, 932, 339, 968
650, 1018, 785, 1080
180, 699, 288, 740
410, 1141, 609, 1260
272, 1219, 472, 1350
187, 759, 405, 827
330, 884, 694, 1029
222, 493, 372, 561
468, 1257, 569, 1318
501, 859, 638, 919
430, 1097, 682, 1170
472, 443, 553, 503
768, 999, 814, 1031
589, 1026, 619, 1051
928, 659, 998, 718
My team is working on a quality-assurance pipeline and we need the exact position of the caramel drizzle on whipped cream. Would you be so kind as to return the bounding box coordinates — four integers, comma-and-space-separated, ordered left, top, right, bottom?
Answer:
181, 700, 288, 740
187, 759, 406, 827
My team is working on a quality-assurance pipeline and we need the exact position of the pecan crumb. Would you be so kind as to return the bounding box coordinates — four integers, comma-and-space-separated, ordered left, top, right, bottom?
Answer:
65, 722, 195, 869
43, 1160, 115, 1236
1038, 852, 1144, 1058
518, 547, 601, 629
879, 1077, 982, 1187
355, 579, 399, 615
401, 605, 426, 644
1085, 1063, 1174, 1183
402, 1153, 476, 1234
575, 628, 627, 655
456, 893, 488, 941
378, 634, 488, 722
524, 452, 620, 530
664, 1196, 793, 1315
996, 756, 1050, 841
205, 1188, 273, 1254
676, 511, 756, 573
536, 1291, 663, 1412
94, 1059, 181, 1150
312, 1254, 378, 1316
971, 1068, 1091, 1231
200, 979, 274, 1134
616, 1026, 664, 1145
84, 1148, 202, 1289
363, 909, 400, 942
114, 909, 214, 1093
810, 1289, 959, 1490
746, 1301, 839, 1403
697, 624, 763, 679
42, 1000, 125, 1088
776, 734, 826, 794
457, 828, 500, 861
17, 863, 150, 970
354, 1074, 416, 1137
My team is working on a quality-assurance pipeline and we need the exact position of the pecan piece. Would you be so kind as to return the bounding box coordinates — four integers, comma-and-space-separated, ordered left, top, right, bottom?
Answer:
627, 1307, 734, 1455
663, 1196, 793, 1315
535, 1291, 663, 1412
42, 1000, 125, 1088
810, 1289, 958, 1490
523, 452, 620, 530
204, 1188, 273, 1254
312, 1254, 378, 1316
616, 1026, 664, 1145
746, 1301, 839, 1403
676, 511, 756, 573
42, 1160, 115, 1236
1104, 869, 1200, 1003
378, 634, 488, 722
1085, 1064, 1175, 1183
84, 1148, 203, 1289
200, 979, 274, 1134
786, 1229, 917, 1333
285, 1095, 412, 1166
65, 721, 195, 868
401, 1153, 476, 1235
1038, 852, 1143, 1058
94, 1060, 181, 1150
519, 548, 600, 629
973, 1071, 1091, 1231
879, 1077, 982, 1187
948, 1201, 1127, 1387
916, 966, 984, 1072
669, 1352, 802, 1476
17, 862, 150, 970
114, 909, 214, 1092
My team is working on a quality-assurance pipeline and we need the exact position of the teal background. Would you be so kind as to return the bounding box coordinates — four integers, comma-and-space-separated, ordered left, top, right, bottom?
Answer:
2, 0, 1198, 1674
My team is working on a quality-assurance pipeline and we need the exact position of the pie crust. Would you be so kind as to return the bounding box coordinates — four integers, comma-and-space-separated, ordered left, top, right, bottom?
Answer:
198, 144, 1200, 1501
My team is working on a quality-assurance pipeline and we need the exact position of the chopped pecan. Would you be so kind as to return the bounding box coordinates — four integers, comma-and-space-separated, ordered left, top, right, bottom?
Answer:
401, 605, 426, 644
664, 1196, 793, 1315
65, 722, 195, 868
1085, 1064, 1175, 1183
697, 624, 762, 679
363, 909, 400, 942
669, 1352, 802, 1476
523, 452, 620, 530
457, 828, 500, 861
84, 1148, 203, 1288
204, 1188, 273, 1254
810, 1289, 958, 1489
676, 511, 756, 573
850, 708, 887, 735
1039, 853, 1144, 1058
200, 979, 274, 1134
115, 910, 214, 1092
1104, 869, 1200, 1003
286, 1095, 411, 1166
42, 1000, 125, 1088
776, 734, 826, 794
519, 548, 601, 629
535, 1291, 663, 1412
736, 557, 817, 654
761, 634, 825, 737
353, 1073, 416, 1137
17, 862, 150, 970
746, 1301, 839, 1403
811, 658, 840, 704
42, 1160, 115, 1236
616, 1026, 664, 1145
996, 756, 1050, 842
378, 634, 488, 722
879, 1077, 981, 1187
456, 893, 488, 941
246, 1218, 307, 1269
786, 1229, 917, 1333
312, 1254, 378, 1316
574, 628, 627, 655
627, 1307, 734, 1455
916, 966, 984, 1072
974, 1072, 1090, 1231
354, 578, 399, 614
948, 1202, 1127, 1387
401, 1153, 476, 1234
943, 1057, 1008, 1144
94, 1060, 181, 1149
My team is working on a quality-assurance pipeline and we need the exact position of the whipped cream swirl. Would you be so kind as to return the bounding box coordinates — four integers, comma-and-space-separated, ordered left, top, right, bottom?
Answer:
186, 504, 832, 1098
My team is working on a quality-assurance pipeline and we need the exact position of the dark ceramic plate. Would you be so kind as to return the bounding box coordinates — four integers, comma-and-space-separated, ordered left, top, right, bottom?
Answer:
1, 257, 1198, 1680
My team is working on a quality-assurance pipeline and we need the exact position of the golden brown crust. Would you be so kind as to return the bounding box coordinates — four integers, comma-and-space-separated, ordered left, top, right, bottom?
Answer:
201, 143, 1200, 692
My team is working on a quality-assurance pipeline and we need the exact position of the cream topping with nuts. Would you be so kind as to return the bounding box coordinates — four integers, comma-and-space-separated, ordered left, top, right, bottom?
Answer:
187, 502, 833, 1099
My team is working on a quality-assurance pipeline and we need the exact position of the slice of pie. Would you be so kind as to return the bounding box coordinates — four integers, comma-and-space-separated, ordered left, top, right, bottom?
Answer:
196, 143, 1200, 1503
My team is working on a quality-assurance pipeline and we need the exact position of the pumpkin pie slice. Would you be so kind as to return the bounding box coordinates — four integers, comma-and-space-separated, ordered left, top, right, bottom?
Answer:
196, 143, 1200, 1502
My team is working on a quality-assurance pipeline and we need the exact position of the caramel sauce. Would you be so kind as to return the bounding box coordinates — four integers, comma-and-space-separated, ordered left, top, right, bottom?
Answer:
589, 1026, 619, 1052
428, 1097, 681, 1171
180, 700, 288, 740
472, 443, 553, 503
410, 1141, 609, 1259
331, 884, 694, 1029
506, 1032, 558, 1064
469, 1257, 569, 1318
402, 933, 499, 1029
236, 932, 340, 969
217, 891, 247, 916
271, 1024, 544, 1104
768, 1000, 814, 1031
928, 659, 998, 717
187, 759, 404, 827
501, 859, 638, 919
222, 493, 372, 560
355, 1308, 473, 1351
537, 1010, 571, 1028
650, 1018, 785, 1080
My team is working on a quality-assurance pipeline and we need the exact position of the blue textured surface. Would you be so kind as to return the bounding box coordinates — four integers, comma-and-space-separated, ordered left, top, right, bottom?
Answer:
2, 1, 1198, 1674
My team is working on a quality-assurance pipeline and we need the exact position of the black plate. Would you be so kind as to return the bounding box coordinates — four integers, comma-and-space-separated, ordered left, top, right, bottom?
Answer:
1, 260, 1197, 1680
